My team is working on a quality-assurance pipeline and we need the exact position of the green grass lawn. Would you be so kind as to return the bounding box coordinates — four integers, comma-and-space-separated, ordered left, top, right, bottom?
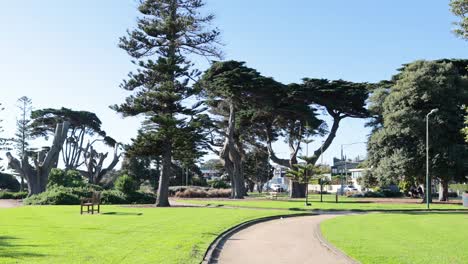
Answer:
178, 194, 467, 211
321, 213, 468, 264
0, 205, 298, 264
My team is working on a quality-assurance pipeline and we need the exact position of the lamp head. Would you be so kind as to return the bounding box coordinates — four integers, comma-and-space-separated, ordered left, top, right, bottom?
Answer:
429, 108, 438, 115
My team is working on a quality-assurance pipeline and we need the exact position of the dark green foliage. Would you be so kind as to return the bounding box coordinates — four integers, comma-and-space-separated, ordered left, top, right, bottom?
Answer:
191, 176, 208, 187
114, 175, 138, 194
100, 190, 127, 204
208, 179, 229, 189
243, 147, 273, 191
47, 169, 85, 188
23, 186, 85, 205
357, 170, 378, 189
126, 191, 157, 204
0, 173, 20, 192
367, 60, 468, 200
0, 191, 28, 199
121, 155, 159, 187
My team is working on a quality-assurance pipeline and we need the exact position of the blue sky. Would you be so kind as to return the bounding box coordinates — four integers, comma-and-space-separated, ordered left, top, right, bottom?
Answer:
0, 0, 466, 166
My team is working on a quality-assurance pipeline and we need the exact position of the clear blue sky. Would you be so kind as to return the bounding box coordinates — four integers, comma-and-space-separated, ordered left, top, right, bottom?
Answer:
0, 0, 466, 166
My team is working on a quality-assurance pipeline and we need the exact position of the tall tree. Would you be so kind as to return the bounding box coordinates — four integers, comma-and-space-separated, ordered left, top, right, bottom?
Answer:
196, 61, 281, 198
14, 96, 33, 191
367, 60, 468, 201
261, 83, 325, 198
265, 80, 369, 197
112, 0, 221, 207
450, 0, 468, 40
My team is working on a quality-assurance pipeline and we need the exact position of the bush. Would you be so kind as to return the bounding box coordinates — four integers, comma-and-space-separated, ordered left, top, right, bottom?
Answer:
127, 191, 157, 204
101, 190, 127, 204
48, 169, 85, 188
0, 191, 28, 199
114, 175, 138, 194
0, 173, 20, 192
363, 191, 385, 198
24, 186, 81, 205
208, 179, 230, 189
175, 188, 231, 198
191, 176, 208, 187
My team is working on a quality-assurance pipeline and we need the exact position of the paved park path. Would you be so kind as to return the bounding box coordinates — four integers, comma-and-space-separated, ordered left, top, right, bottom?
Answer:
216, 213, 357, 264
0, 199, 22, 208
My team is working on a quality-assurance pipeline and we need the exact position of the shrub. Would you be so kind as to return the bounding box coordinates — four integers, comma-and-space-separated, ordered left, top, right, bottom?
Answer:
48, 169, 85, 188
191, 176, 208, 187
363, 191, 385, 198
175, 188, 231, 198
127, 191, 156, 204
208, 179, 230, 189
0, 173, 20, 192
0, 191, 28, 199
101, 190, 127, 204
24, 186, 81, 205
114, 175, 138, 194
206, 189, 231, 198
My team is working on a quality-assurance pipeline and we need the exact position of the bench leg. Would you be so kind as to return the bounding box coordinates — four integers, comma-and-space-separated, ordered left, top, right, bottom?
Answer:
97, 204, 100, 213
80, 205, 83, 215
91, 204, 94, 214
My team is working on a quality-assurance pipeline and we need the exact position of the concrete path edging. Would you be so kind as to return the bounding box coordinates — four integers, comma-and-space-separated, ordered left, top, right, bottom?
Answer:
201, 213, 314, 264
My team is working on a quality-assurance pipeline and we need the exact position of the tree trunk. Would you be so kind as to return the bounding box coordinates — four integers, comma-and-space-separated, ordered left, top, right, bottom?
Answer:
156, 142, 171, 207
6, 122, 69, 196
438, 178, 449, 202
220, 101, 245, 199
290, 182, 307, 198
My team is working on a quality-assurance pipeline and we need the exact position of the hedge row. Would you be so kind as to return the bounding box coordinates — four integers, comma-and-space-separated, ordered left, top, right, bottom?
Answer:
0, 191, 28, 199
23, 186, 156, 205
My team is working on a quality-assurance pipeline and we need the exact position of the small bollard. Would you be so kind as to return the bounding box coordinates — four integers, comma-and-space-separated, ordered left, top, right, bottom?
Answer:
335, 192, 338, 203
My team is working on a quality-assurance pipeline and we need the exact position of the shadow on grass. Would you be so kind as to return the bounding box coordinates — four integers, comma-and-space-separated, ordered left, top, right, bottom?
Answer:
0, 236, 46, 260
102, 212, 143, 216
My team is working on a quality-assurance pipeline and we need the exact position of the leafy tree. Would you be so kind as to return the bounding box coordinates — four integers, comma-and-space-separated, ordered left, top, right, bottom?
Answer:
260, 84, 325, 198
367, 60, 468, 201
196, 61, 280, 198
14, 96, 33, 191
357, 170, 378, 190
450, 0, 468, 39
112, 0, 221, 207
266, 79, 369, 197
30, 108, 122, 184
121, 155, 160, 189
243, 146, 273, 193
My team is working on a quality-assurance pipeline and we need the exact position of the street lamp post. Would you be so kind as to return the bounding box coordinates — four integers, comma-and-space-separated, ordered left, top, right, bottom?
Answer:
426, 108, 438, 210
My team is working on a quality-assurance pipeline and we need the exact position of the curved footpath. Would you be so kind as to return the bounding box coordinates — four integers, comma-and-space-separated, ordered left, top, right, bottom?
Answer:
213, 213, 357, 264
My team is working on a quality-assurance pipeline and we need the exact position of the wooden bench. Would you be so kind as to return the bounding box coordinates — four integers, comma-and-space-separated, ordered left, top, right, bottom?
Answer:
269, 192, 278, 200
80, 191, 101, 214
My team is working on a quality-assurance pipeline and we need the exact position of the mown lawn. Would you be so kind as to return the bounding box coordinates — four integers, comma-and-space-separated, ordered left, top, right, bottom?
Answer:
321, 213, 468, 264
178, 194, 467, 211
0, 205, 298, 263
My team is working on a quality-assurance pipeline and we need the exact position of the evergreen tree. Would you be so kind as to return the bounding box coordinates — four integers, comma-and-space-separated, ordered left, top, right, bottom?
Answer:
112, 0, 221, 206
14, 96, 33, 191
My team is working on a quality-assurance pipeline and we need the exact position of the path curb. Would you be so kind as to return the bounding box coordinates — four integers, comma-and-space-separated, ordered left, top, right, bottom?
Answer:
201, 213, 314, 264
313, 215, 360, 264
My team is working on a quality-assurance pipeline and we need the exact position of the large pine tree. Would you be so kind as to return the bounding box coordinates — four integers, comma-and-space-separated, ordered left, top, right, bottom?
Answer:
112, 0, 221, 206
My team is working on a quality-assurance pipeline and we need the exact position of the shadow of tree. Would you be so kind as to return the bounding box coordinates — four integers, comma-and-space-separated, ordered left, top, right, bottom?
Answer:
0, 236, 46, 260
101, 212, 143, 216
